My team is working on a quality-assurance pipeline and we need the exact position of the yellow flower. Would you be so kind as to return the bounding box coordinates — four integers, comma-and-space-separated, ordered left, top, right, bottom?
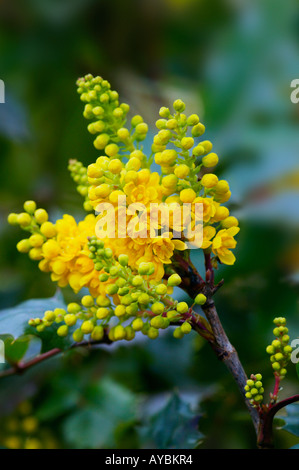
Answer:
137, 233, 187, 280
124, 171, 163, 206
192, 197, 217, 223
212, 227, 240, 265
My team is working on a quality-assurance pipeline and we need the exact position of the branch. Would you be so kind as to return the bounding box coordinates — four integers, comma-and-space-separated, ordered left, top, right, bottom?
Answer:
0, 334, 112, 379
174, 253, 260, 434
257, 394, 299, 449
200, 299, 260, 434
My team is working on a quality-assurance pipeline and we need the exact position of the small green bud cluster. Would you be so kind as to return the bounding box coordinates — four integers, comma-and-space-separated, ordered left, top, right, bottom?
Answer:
28, 238, 190, 343
68, 159, 92, 211
172, 320, 192, 339
244, 374, 264, 407
266, 317, 292, 378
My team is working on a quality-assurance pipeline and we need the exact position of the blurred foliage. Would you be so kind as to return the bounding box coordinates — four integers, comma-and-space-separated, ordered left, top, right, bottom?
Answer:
0, 0, 299, 449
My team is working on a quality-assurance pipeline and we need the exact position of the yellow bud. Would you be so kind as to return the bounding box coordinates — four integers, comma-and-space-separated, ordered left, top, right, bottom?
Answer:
91, 325, 104, 340
109, 190, 125, 204
173, 99, 185, 112
29, 248, 43, 260
160, 149, 177, 165
215, 180, 230, 194
105, 143, 119, 157
57, 325, 69, 337
114, 324, 126, 340
115, 305, 126, 317
96, 307, 110, 319
162, 174, 178, 189
174, 164, 190, 179
95, 184, 111, 198
34, 209, 48, 224
7, 213, 19, 225
23, 200, 37, 214
81, 320, 94, 334
214, 206, 229, 221
131, 115, 143, 127
181, 137, 194, 150
94, 134, 110, 150
180, 188, 196, 203
155, 152, 163, 165
52, 260, 66, 275
126, 157, 141, 171
29, 234, 45, 248
137, 169, 150, 184
135, 123, 148, 134
132, 318, 144, 331
200, 140, 213, 153
42, 239, 60, 258
130, 150, 145, 161
17, 212, 32, 227
87, 163, 103, 179
64, 314, 77, 326
217, 190, 231, 203
43, 310, 55, 322
40, 221, 57, 238
73, 329, 84, 342
222, 216, 239, 229
117, 128, 130, 140
81, 295, 94, 307
17, 239, 32, 253
201, 174, 218, 188
202, 153, 219, 168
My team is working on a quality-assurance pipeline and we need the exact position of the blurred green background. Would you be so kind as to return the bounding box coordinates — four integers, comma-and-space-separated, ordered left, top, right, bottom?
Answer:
0, 0, 299, 449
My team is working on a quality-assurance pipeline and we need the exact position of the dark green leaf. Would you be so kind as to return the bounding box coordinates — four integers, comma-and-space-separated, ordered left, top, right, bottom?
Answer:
2, 335, 31, 363
142, 392, 203, 449
62, 378, 136, 448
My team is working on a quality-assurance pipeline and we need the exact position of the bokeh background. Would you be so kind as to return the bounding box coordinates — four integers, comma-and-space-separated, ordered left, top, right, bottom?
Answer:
0, 0, 299, 449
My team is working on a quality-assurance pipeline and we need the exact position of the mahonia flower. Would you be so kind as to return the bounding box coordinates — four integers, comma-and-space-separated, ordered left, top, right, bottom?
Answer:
8, 73, 240, 344
212, 227, 240, 265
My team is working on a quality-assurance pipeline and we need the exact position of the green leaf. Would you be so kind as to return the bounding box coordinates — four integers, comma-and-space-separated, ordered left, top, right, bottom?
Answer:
283, 404, 299, 437
142, 392, 203, 449
62, 378, 136, 449
296, 363, 299, 381
0, 291, 70, 354
2, 335, 31, 363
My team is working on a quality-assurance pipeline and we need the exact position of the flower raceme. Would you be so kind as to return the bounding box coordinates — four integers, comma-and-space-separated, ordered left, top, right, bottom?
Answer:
8, 74, 239, 344
245, 317, 293, 410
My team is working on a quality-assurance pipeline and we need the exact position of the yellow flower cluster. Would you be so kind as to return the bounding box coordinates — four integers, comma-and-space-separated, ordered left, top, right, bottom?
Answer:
8, 74, 240, 344
74, 75, 239, 274
8, 202, 106, 296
